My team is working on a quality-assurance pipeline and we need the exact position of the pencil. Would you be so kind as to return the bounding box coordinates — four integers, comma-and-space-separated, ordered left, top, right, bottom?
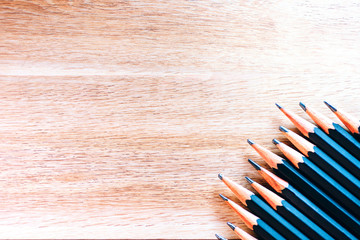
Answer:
215, 233, 227, 240
274, 138, 360, 224
218, 174, 309, 240
301, 102, 360, 160
246, 177, 334, 240
279, 126, 360, 199
219, 194, 286, 240
248, 138, 307, 182
248, 160, 357, 240
324, 101, 360, 141
276, 103, 360, 178
227, 222, 258, 240
248, 139, 360, 232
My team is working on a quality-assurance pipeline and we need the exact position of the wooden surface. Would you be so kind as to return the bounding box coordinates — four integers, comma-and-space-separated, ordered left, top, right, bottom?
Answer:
1, 0, 360, 238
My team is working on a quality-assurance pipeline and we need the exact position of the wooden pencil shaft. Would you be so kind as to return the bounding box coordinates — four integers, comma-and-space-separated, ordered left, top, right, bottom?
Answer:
246, 195, 308, 240
274, 162, 325, 203
281, 186, 357, 240
308, 146, 360, 199
281, 128, 360, 197
262, 143, 360, 236
251, 179, 334, 240
276, 141, 360, 230
224, 198, 290, 240
303, 103, 360, 160
252, 158, 357, 239
273, 160, 360, 233
308, 128, 360, 178
354, 132, 360, 142
279, 105, 360, 176
328, 123, 360, 160
298, 158, 360, 220
253, 219, 286, 240
220, 174, 306, 239
276, 200, 334, 240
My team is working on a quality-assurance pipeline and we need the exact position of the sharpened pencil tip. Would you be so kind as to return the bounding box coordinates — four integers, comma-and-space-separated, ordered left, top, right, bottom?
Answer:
227, 222, 236, 230
279, 126, 289, 132
245, 176, 254, 184
247, 139, 255, 145
324, 101, 337, 112
248, 159, 261, 170
218, 173, 223, 180
272, 138, 280, 145
219, 194, 228, 201
275, 103, 282, 109
215, 234, 227, 240
299, 102, 306, 111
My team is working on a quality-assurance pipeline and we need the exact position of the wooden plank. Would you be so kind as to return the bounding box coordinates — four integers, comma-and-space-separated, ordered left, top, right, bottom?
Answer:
1, 1, 360, 238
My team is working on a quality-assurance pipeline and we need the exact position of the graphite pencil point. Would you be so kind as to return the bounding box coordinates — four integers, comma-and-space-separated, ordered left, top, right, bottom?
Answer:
299, 102, 306, 111
275, 103, 282, 109
215, 234, 227, 240
272, 138, 280, 145
218, 173, 223, 180
219, 194, 228, 201
248, 159, 261, 170
247, 139, 255, 145
245, 176, 254, 184
279, 126, 289, 132
227, 222, 236, 230
324, 101, 337, 112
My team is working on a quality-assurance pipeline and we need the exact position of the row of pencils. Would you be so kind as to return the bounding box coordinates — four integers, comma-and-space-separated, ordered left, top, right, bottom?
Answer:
215, 101, 360, 240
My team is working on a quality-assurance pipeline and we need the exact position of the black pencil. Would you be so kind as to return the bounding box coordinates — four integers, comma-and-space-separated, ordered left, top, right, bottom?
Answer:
218, 174, 309, 240
219, 194, 286, 240
276, 103, 360, 178
227, 222, 258, 240
248, 140, 360, 233
247, 139, 288, 180
279, 126, 360, 199
324, 101, 360, 142
248, 138, 310, 182
246, 177, 334, 240
301, 102, 360, 160
248, 159, 357, 240
274, 138, 360, 225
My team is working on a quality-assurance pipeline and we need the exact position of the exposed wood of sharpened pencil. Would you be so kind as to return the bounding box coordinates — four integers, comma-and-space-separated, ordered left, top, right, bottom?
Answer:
301, 102, 360, 160
247, 139, 284, 170
279, 126, 360, 200
248, 160, 357, 240
227, 222, 258, 240
276, 103, 360, 178
275, 139, 360, 231
218, 174, 309, 240
324, 101, 360, 141
299, 102, 360, 174
275, 103, 315, 136
249, 139, 360, 232
219, 194, 286, 240
247, 177, 334, 240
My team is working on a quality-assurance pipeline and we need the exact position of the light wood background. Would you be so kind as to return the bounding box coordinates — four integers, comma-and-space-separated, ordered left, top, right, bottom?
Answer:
1, 0, 360, 238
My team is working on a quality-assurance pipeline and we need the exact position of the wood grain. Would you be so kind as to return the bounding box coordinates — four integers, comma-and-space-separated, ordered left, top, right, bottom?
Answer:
1, 0, 360, 238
